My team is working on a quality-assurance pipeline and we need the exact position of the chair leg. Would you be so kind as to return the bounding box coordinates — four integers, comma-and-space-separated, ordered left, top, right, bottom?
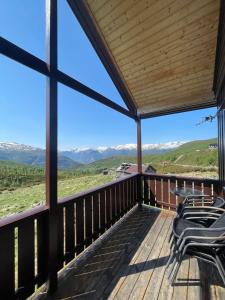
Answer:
215, 255, 225, 286
168, 231, 173, 243
170, 259, 182, 285
170, 238, 175, 249
167, 253, 179, 279
166, 251, 175, 269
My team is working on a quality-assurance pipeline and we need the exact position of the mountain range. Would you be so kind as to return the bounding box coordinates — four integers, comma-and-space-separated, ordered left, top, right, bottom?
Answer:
61, 141, 185, 164
0, 141, 185, 167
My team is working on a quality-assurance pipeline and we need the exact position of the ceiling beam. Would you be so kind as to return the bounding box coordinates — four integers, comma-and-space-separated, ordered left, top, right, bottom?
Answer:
0, 37, 135, 120
67, 0, 137, 116
140, 101, 216, 119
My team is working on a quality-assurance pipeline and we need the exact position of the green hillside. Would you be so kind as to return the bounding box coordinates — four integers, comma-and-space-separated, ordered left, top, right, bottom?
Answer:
84, 138, 218, 172
0, 160, 98, 192
0, 138, 218, 193
0, 173, 114, 218
144, 138, 218, 166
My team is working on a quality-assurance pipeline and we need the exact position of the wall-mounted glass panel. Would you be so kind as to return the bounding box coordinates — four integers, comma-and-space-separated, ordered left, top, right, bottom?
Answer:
142, 108, 218, 178
0, 1, 45, 60
0, 56, 46, 219
57, 83, 136, 201
58, 1, 127, 109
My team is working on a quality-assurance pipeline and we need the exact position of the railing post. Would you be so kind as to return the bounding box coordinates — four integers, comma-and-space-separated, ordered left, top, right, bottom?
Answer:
46, 0, 58, 293
136, 118, 143, 206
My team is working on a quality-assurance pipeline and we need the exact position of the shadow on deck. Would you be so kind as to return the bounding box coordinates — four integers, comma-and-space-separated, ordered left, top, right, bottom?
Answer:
34, 206, 225, 300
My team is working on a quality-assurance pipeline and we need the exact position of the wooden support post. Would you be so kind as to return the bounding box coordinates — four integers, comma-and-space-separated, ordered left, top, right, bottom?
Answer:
46, 0, 58, 294
137, 118, 142, 173
136, 118, 143, 205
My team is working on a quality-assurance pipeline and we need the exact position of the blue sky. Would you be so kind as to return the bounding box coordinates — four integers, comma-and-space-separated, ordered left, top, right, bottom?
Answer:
0, 1, 217, 150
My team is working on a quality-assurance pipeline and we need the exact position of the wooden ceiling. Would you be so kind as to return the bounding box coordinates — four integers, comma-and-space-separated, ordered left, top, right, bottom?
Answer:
84, 0, 219, 116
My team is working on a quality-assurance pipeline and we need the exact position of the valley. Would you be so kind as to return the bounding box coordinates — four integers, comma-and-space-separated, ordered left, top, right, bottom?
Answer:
0, 137, 218, 219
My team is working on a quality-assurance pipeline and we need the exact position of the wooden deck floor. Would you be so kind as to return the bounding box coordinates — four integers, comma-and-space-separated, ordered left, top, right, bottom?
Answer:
35, 206, 225, 300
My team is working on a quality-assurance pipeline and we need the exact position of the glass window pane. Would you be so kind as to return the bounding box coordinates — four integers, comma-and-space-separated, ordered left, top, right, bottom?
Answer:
57, 84, 136, 201
58, 1, 127, 108
0, 1, 45, 60
0, 56, 46, 219
142, 108, 218, 178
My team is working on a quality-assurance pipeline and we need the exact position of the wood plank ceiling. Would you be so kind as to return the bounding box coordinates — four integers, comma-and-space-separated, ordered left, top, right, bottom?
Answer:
86, 0, 220, 116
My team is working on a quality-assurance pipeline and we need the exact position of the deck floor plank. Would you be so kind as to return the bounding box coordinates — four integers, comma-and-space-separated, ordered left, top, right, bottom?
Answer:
106, 211, 169, 300
33, 206, 225, 300
128, 215, 172, 300
142, 219, 173, 300
187, 258, 201, 300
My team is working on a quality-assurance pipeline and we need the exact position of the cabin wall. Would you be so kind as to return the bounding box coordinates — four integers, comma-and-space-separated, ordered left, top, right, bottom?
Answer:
215, 1, 225, 186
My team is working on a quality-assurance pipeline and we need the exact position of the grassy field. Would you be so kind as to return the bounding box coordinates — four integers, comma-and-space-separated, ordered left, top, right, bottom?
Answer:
0, 138, 219, 219
0, 174, 114, 219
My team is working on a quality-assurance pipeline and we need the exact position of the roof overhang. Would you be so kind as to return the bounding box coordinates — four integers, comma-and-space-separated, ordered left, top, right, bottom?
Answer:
68, 0, 220, 118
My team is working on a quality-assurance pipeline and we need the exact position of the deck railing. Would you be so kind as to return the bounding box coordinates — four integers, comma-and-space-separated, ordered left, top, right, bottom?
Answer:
142, 173, 221, 210
0, 174, 138, 299
0, 173, 221, 299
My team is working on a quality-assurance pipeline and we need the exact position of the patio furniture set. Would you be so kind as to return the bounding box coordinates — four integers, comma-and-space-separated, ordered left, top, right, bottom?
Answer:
167, 187, 225, 286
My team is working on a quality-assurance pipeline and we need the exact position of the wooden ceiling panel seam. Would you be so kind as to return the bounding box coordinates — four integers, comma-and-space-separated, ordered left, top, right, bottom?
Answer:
133, 69, 213, 95
137, 89, 213, 107
99, 0, 176, 38
111, 7, 218, 65
138, 88, 213, 107
133, 84, 212, 104
131, 70, 213, 95
134, 76, 213, 100
94, 0, 142, 28
126, 54, 215, 88
109, 0, 218, 57
138, 82, 212, 99
122, 40, 216, 81
139, 93, 215, 110
116, 11, 218, 66
119, 31, 217, 76
129, 66, 214, 93
120, 29, 217, 72
105, 0, 196, 47
89, 0, 109, 14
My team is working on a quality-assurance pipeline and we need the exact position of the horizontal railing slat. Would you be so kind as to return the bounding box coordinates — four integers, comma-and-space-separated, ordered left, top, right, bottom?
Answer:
58, 173, 138, 205
0, 174, 139, 299
142, 173, 220, 210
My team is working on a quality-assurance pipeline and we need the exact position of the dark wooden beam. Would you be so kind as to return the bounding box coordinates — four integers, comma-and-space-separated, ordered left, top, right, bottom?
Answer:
67, 0, 137, 116
56, 70, 135, 119
45, 0, 58, 293
0, 37, 135, 120
140, 102, 216, 119
136, 118, 143, 206
136, 118, 142, 173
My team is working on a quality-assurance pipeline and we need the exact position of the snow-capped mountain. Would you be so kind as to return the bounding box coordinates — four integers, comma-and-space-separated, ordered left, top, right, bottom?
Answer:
0, 142, 81, 169
0, 141, 186, 165
62, 141, 186, 164
0, 142, 40, 152
69, 141, 184, 153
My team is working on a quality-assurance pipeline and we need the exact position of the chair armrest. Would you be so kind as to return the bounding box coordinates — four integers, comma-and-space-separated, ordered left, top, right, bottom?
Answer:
182, 211, 221, 219
179, 235, 225, 252
181, 206, 225, 214
175, 225, 225, 248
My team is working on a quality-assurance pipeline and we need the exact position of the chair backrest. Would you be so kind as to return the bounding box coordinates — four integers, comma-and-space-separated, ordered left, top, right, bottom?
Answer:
213, 197, 225, 208
211, 212, 225, 228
